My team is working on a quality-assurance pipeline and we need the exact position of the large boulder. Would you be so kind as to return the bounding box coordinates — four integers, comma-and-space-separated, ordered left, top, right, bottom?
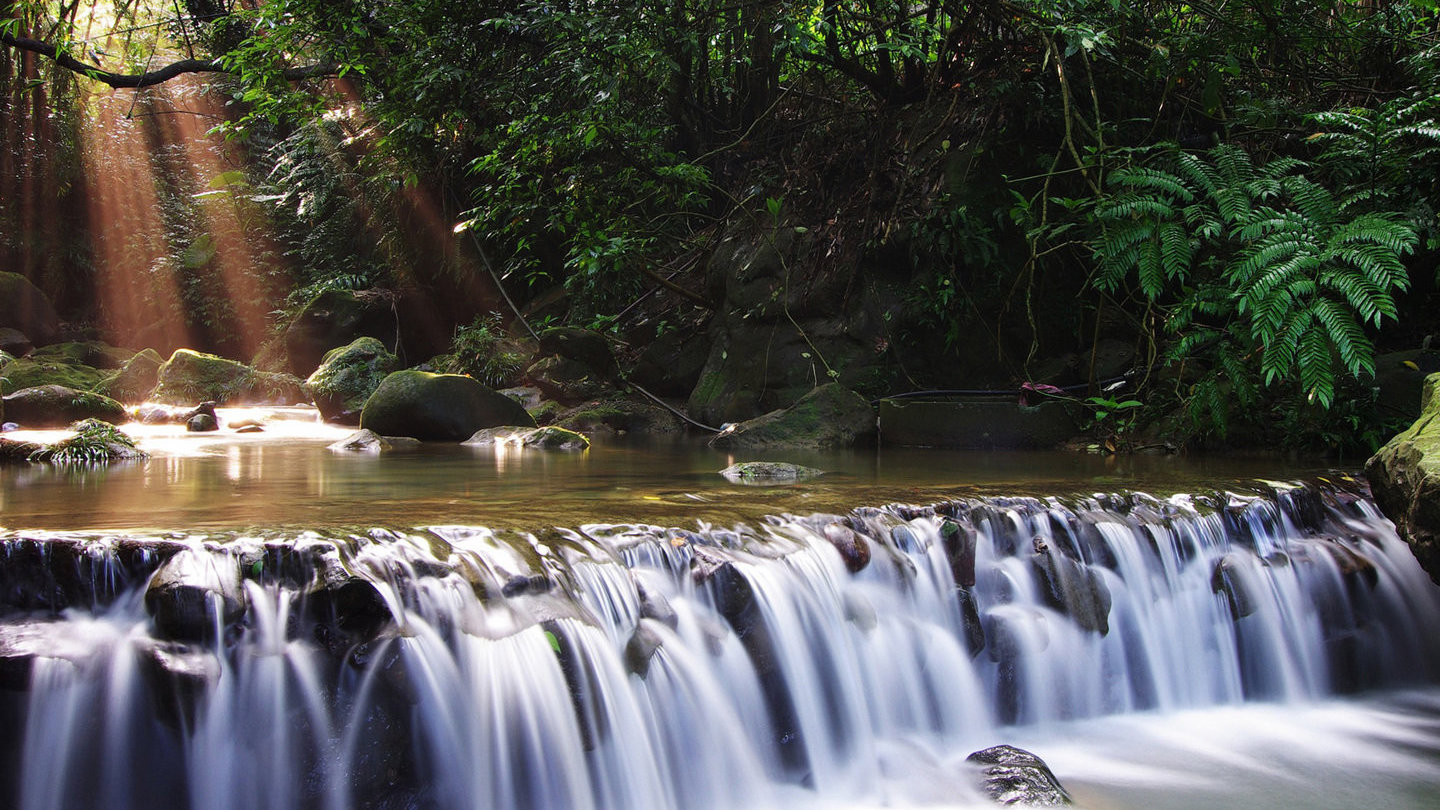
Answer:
1366, 372, 1440, 582
0, 272, 61, 348
305, 337, 399, 424
284, 289, 400, 377
537, 327, 617, 376
1, 385, 126, 428
0, 343, 122, 395
152, 349, 306, 406
359, 370, 536, 441
708, 383, 875, 449
629, 325, 709, 398
96, 348, 164, 403
0, 327, 33, 357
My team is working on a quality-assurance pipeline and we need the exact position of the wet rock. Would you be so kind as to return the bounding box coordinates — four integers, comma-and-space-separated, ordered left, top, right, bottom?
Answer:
235, 424, 264, 434
719, 462, 824, 482
1211, 552, 1260, 620
0, 436, 40, 462
360, 370, 536, 442
1029, 538, 1112, 635
144, 550, 248, 642
186, 413, 219, 432
941, 518, 978, 587
636, 581, 679, 630
0, 618, 99, 690
709, 383, 876, 450
305, 336, 399, 425
152, 349, 306, 406
135, 639, 221, 729
296, 566, 392, 656
624, 619, 667, 678
1, 385, 126, 427
329, 428, 396, 453
966, 745, 1073, 806
464, 425, 590, 451
0, 271, 61, 348
555, 396, 684, 436
822, 522, 872, 573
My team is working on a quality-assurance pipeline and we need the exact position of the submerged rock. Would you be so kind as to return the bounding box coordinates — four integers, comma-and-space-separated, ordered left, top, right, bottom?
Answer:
305, 336, 399, 425
966, 745, 1073, 806
709, 383, 875, 450
1, 385, 126, 427
1029, 538, 1112, 635
329, 428, 411, 453
360, 370, 535, 441
718, 461, 824, 482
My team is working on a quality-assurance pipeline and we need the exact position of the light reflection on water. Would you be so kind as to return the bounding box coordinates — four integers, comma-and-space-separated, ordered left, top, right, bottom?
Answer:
1, 408, 1334, 533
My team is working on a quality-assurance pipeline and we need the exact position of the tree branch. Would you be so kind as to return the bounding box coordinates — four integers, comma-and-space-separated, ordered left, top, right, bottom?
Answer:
0, 31, 335, 88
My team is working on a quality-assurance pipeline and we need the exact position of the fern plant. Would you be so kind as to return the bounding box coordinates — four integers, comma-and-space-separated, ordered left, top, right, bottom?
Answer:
1093, 144, 1416, 431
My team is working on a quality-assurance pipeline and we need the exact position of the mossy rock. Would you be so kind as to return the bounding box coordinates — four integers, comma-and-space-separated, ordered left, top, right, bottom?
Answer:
556, 397, 684, 435
152, 349, 307, 406
305, 337, 399, 425
1, 385, 126, 428
464, 425, 590, 451
1366, 372, 1440, 582
0, 354, 111, 396
526, 355, 616, 404
359, 370, 536, 441
96, 348, 164, 403
527, 399, 566, 426
709, 383, 875, 449
537, 327, 617, 375
31, 341, 133, 370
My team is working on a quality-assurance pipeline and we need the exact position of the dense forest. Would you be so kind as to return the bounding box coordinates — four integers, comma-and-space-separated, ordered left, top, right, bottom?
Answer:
2, 0, 1438, 454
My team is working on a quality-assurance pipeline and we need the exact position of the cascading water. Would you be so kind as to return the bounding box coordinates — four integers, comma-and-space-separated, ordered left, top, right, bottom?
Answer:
1, 477, 1438, 810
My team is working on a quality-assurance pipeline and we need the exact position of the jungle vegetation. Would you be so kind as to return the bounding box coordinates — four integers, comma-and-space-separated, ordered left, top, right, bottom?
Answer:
2, 0, 1438, 452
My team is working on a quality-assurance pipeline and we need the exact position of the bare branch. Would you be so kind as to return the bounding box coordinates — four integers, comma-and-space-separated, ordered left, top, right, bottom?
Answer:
0, 31, 335, 88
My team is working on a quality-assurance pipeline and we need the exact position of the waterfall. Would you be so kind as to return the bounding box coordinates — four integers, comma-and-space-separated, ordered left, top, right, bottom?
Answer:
1, 478, 1437, 809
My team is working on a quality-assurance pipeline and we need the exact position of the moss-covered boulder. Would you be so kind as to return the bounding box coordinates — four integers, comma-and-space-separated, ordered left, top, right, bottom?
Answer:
526, 355, 616, 404
0, 272, 60, 348
0, 327, 33, 357
0, 350, 112, 396
1366, 372, 1440, 582
709, 383, 875, 449
1, 385, 126, 428
96, 348, 164, 403
359, 370, 536, 441
537, 327, 617, 375
152, 349, 306, 406
305, 337, 399, 425
719, 462, 824, 482
555, 397, 684, 435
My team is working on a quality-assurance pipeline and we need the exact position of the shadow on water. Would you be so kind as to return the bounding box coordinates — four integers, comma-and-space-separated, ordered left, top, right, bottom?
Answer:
0, 421, 1333, 534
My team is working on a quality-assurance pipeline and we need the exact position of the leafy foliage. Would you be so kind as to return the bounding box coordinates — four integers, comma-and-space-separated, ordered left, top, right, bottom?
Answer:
29, 419, 147, 465
1094, 144, 1416, 431
433, 314, 527, 389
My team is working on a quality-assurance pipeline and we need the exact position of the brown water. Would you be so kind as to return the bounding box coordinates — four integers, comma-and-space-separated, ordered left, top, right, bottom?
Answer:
0, 408, 1332, 533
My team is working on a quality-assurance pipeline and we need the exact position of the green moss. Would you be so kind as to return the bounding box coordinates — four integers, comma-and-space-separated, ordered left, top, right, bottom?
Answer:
96, 348, 164, 403
0, 356, 110, 395
28, 419, 147, 465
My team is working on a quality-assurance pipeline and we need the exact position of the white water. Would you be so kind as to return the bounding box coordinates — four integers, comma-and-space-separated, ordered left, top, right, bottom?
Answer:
4, 481, 1440, 809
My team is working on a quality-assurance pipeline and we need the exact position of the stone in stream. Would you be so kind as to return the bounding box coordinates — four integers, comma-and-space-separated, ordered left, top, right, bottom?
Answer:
718, 461, 824, 482
143, 549, 248, 642
328, 428, 421, 453
1, 385, 126, 427
464, 425, 590, 451
966, 745, 1073, 806
1028, 537, 1112, 635
304, 336, 399, 425
708, 383, 876, 450
360, 370, 535, 442
821, 521, 872, 573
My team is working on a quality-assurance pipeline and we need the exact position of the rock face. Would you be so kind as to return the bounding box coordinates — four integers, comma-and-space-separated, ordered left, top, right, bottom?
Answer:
152, 349, 306, 406
966, 745, 1073, 806
0, 272, 61, 348
1, 385, 126, 427
1366, 372, 1440, 582
360, 370, 536, 441
709, 383, 875, 449
305, 337, 399, 424
526, 327, 618, 404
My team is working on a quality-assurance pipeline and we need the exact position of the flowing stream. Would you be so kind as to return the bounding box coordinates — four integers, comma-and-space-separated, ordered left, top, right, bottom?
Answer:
2, 420, 1439, 809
